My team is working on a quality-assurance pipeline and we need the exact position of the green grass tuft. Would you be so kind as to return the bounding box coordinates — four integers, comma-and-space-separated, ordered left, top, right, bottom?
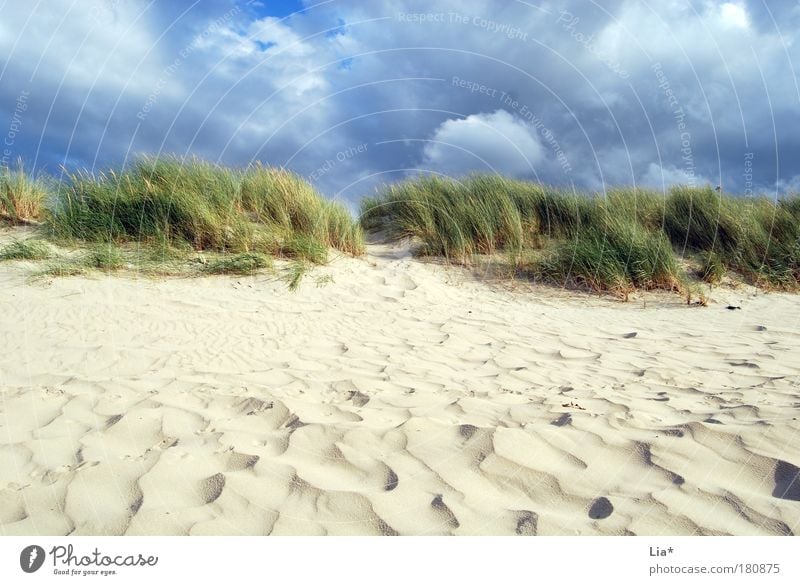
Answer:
281, 233, 327, 263
361, 174, 601, 261
203, 252, 271, 275
0, 239, 52, 261
36, 260, 87, 278
45, 157, 363, 263
87, 245, 125, 271
1, 166, 48, 224
537, 216, 681, 296
285, 261, 308, 291
362, 175, 800, 295
698, 250, 727, 284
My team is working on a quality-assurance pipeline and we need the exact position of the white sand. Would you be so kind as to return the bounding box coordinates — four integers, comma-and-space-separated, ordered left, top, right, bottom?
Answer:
1, 231, 799, 535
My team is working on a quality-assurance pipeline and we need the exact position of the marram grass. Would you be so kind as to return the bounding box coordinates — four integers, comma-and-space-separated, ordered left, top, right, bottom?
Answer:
0, 239, 52, 261
1, 166, 48, 224
203, 252, 272, 275
4, 160, 798, 298
87, 244, 125, 271
536, 217, 682, 295
362, 175, 800, 296
1, 158, 363, 287
46, 157, 364, 263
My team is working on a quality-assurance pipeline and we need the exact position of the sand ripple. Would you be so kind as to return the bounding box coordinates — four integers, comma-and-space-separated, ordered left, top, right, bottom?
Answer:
1, 239, 799, 535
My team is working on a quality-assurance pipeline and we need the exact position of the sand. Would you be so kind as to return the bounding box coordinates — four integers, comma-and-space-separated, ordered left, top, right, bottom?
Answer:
1, 229, 799, 535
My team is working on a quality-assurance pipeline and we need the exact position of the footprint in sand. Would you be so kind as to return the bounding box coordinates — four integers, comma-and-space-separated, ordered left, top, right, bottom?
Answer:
226, 452, 260, 472
773, 460, 800, 501
199, 473, 226, 504
551, 413, 572, 427
458, 424, 478, 440
727, 360, 759, 369
588, 497, 614, 520
515, 510, 538, 535
347, 390, 370, 407
384, 468, 399, 491
431, 494, 459, 530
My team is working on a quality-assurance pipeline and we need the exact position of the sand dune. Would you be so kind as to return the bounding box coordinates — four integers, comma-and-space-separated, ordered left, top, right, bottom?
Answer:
1, 232, 799, 535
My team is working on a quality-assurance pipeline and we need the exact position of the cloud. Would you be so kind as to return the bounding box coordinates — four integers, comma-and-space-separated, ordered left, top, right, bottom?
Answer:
641, 162, 713, 190
718, 2, 750, 30
0, 0, 798, 201
421, 110, 544, 177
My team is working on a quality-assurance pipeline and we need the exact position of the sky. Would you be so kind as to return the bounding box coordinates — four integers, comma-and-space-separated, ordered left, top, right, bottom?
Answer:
1, 0, 799, 204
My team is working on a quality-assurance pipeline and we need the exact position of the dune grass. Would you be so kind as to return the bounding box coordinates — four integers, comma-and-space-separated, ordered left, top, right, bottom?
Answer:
87, 244, 125, 271
536, 217, 682, 295
6, 159, 797, 297
361, 175, 600, 259
203, 252, 272, 275
46, 157, 364, 264
239, 163, 364, 256
1, 166, 48, 224
662, 186, 800, 287
284, 260, 309, 291
35, 259, 87, 278
0, 157, 363, 286
0, 239, 52, 261
361, 175, 800, 296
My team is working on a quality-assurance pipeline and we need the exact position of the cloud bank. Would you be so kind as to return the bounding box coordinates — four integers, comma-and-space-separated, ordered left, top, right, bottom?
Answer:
1, 0, 798, 202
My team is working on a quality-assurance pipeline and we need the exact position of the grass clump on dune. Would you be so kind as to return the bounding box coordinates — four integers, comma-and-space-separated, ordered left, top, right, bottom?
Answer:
50, 158, 246, 249
0, 239, 52, 261
363, 175, 533, 259
362, 174, 800, 297
239, 164, 364, 257
1, 166, 48, 224
663, 186, 800, 288
87, 244, 125, 271
361, 174, 602, 261
46, 157, 364, 265
537, 216, 681, 296
35, 260, 87, 278
203, 252, 272, 275
284, 261, 308, 291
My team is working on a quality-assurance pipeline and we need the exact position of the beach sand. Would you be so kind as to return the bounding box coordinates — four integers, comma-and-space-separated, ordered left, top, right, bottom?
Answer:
1, 229, 799, 535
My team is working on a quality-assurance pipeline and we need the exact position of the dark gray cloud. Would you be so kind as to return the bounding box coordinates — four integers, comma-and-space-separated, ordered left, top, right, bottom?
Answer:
1, 0, 798, 203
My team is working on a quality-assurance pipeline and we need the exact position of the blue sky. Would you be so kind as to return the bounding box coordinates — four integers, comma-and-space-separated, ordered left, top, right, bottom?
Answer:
1, 0, 799, 202
248, 0, 307, 18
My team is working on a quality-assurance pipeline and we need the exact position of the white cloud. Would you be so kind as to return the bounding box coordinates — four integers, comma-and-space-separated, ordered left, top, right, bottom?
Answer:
422, 110, 544, 176
718, 2, 750, 30
776, 174, 800, 195
641, 162, 713, 189
1, 0, 797, 199
0, 0, 161, 92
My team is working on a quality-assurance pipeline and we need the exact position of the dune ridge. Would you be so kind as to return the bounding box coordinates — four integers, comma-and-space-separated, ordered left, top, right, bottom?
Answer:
1, 233, 799, 535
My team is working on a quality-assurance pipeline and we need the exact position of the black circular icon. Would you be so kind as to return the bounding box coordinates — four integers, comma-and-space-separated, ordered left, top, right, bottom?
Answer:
20, 545, 46, 573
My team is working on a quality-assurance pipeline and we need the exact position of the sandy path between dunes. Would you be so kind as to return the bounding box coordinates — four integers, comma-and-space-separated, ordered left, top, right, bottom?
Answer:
1, 237, 799, 535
